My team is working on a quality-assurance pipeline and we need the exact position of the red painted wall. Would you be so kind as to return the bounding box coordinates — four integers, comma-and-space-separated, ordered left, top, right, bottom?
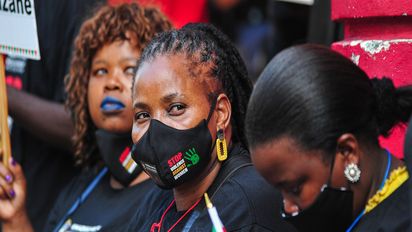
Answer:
331, 0, 412, 158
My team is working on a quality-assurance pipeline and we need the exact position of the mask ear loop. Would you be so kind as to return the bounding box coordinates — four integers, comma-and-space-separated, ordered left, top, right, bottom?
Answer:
206, 95, 218, 123
328, 148, 352, 191
205, 94, 219, 149
202, 95, 221, 174
326, 153, 337, 187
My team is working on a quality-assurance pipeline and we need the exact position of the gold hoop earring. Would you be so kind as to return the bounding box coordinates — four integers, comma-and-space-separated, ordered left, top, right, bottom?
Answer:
216, 129, 228, 161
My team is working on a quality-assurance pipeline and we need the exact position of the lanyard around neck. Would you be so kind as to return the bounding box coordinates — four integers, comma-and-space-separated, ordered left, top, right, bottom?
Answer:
346, 150, 392, 232
151, 198, 202, 232
53, 167, 109, 232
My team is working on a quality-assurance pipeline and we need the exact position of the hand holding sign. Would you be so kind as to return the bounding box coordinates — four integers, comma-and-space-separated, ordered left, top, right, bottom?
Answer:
0, 0, 39, 166
0, 149, 30, 231
0, 0, 39, 60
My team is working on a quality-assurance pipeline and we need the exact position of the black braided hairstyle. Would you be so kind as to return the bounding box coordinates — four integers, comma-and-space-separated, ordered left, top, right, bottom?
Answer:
134, 23, 253, 148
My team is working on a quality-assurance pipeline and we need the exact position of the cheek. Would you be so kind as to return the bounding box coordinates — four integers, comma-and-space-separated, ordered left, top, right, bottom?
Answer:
132, 122, 149, 144
121, 76, 133, 97
120, 107, 134, 131
330, 158, 348, 188
121, 89, 134, 121
298, 179, 325, 209
87, 79, 102, 122
298, 166, 330, 209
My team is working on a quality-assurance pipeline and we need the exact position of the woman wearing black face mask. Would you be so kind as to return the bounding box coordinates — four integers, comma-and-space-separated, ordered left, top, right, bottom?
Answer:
129, 23, 296, 232
246, 44, 412, 232
0, 4, 172, 232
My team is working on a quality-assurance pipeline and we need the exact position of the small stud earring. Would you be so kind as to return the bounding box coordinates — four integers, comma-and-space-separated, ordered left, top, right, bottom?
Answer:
344, 163, 361, 183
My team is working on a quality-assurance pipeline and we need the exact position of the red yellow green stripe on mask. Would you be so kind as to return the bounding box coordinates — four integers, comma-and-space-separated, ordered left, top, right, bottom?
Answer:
119, 147, 138, 174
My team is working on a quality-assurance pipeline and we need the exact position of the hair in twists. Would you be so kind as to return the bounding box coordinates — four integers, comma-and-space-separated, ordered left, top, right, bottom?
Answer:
66, 3, 172, 167
136, 23, 253, 148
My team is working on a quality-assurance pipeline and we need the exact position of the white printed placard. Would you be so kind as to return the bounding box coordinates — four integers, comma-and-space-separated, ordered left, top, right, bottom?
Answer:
0, 0, 40, 60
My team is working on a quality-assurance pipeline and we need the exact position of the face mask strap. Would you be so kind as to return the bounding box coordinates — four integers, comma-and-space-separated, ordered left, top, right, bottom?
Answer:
327, 149, 352, 190
326, 152, 337, 186
206, 94, 218, 122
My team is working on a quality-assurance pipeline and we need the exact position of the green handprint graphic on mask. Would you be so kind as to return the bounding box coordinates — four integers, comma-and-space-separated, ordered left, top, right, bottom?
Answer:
185, 148, 200, 167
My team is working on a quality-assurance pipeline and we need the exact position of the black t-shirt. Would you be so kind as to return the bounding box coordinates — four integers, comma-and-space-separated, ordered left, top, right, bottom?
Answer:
44, 166, 171, 232
5, 0, 103, 230
353, 179, 410, 231
128, 145, 297, 232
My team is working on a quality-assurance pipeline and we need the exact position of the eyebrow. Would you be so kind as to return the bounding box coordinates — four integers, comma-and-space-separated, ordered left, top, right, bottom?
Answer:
92, 60, 107, 66
120, 57, 138, 63
133, 93, 185, 110
133, 102, 150, 110
161, 93, 185, 103
92, 57, 137, 66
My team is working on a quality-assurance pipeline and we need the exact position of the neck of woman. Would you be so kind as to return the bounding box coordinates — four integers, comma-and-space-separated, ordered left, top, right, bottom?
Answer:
173, 161, 221, 211
363, 148, 403, 208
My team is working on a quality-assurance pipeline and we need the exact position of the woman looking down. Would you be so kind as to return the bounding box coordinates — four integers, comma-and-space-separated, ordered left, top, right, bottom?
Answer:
246, 44, 411, 232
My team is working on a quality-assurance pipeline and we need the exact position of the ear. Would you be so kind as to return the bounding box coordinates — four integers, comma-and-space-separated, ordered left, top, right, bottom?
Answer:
215, 93, 232, 130
335, 133, 361, 166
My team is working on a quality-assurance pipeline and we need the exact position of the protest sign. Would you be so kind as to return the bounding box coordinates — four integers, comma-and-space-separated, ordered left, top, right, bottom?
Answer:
0, 0, 40, 165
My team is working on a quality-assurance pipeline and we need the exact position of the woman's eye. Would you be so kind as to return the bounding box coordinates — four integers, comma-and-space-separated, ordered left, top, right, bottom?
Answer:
134, 112, 150, 122
125, 66, 136, 76
287, 184, 302, 196
93, 68, 107, 76
168, 104, 186, 116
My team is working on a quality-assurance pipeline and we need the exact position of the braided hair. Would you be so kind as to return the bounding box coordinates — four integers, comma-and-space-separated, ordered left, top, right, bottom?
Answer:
66, 3, 172, 167
135, 23, 253, 148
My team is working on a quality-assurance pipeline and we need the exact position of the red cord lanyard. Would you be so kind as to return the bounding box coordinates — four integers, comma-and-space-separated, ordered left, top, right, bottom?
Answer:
151, 198, 202, 232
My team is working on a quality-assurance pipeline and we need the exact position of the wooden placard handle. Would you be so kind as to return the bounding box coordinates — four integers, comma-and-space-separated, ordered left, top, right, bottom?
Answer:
0, 55, 11, 166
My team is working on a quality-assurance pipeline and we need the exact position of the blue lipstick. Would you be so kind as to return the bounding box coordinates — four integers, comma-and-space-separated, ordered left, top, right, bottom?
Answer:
100, 96, 125, 112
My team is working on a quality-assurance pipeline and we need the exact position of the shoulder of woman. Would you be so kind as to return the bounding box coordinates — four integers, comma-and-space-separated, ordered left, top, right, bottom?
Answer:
209, 165, 294, 231
43, 167, 100, 230
356, 179, 410, 231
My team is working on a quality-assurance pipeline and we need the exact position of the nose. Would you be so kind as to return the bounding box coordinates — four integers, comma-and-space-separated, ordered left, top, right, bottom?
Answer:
104, 69, 122, 91
283, 198, 300, 215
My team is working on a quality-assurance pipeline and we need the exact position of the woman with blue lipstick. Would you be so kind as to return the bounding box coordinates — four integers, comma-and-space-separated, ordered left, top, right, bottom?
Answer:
101, 96, 127, 112
0, 3, 172, 231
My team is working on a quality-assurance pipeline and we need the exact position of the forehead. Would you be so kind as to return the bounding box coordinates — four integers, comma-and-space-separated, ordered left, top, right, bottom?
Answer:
133, 54, 212, 102
251, 137, 329, 185
93, 40, 140, 61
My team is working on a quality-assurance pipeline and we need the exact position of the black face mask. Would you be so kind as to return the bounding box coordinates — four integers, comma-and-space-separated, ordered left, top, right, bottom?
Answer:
282, 185, 353, 232
131, 119, 214, 189
95, 130, 142, 186
282, 156, 354, 232
131, 100, 217, 189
